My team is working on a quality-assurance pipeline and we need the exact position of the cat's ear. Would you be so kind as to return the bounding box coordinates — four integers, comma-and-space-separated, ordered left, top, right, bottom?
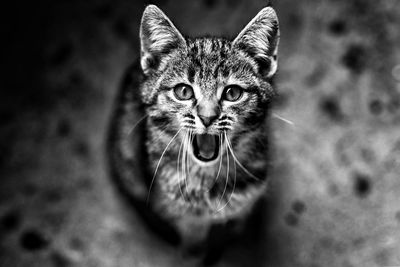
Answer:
140, 5, 186, 75
233, 7, 280, 78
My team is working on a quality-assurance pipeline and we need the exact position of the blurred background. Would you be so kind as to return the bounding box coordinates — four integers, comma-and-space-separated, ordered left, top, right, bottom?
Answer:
1, 0, 400, 266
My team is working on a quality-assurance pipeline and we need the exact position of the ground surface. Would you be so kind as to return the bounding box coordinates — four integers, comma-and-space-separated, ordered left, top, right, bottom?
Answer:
1, 0, 400, 266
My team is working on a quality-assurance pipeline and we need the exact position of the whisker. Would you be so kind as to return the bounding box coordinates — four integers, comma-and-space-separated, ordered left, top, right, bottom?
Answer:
217, 135, 229, 210
128, 114, 148, 136
177, 130, 187, 201
219, 115, 234, 121
182, 124, 196, 129
215, 133, 223, 182
182, 130, 191, 202
217, 119, 232, 123
181, 130, 187, 200
224, 132, 260, 181
217, 127, 233, 131
147, 128, 183, 204
185, 130, 193, 203
147, 122, 176, 144
217, 138, 236, 212
272, 113, 295, 126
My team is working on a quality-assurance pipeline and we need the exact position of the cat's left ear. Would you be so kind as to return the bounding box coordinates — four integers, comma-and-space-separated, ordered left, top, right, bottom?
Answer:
140, 5, 186, 75
233, 7, 280, 79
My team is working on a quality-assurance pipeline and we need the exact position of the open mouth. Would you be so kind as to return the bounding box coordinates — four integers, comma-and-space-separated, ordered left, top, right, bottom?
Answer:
191, 134, 220, 162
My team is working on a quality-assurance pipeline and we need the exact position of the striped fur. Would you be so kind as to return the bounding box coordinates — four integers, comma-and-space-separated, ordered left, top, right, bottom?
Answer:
111, 5, 280, 244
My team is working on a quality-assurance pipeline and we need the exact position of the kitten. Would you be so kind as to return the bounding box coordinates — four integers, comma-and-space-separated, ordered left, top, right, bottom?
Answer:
108, 3, 279, 260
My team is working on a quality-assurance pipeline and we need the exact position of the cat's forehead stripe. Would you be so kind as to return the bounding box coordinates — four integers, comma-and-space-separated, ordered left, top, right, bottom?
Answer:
187, 38, 231, 89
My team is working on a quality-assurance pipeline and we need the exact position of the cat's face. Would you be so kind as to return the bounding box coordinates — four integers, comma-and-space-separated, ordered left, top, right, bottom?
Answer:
140, 5, 279, 165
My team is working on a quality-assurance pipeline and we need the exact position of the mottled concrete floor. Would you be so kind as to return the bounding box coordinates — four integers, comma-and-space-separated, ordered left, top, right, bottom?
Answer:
1, 0, 400, 266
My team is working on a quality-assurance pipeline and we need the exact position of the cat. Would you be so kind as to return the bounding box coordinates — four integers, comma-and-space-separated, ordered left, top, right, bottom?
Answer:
107, 4, 279, 263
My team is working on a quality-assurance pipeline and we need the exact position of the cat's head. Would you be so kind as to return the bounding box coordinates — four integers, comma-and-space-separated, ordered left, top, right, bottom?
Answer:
139, 5, 279, 165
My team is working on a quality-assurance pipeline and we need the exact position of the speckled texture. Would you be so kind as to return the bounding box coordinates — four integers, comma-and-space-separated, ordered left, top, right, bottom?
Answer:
1, 0, 400, 266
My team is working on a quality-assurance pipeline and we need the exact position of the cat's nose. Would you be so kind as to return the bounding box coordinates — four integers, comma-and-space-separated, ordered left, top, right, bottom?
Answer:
197, 103, 220, 127
199, 114, 218, 127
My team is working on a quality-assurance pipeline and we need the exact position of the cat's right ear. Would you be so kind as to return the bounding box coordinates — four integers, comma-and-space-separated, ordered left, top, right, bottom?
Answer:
233, 7, 280, 79
140, 5, 186, 75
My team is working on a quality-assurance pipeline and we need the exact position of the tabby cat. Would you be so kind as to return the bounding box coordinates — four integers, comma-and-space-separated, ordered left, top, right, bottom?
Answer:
108, 3, 279, 260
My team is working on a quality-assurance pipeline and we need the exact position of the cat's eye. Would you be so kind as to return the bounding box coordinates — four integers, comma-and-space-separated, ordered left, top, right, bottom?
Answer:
222, 85, 243, 102
173, 84, 194, 101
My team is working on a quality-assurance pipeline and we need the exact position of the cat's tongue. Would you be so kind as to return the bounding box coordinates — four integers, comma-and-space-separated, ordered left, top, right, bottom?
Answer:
193, 134, 219, 162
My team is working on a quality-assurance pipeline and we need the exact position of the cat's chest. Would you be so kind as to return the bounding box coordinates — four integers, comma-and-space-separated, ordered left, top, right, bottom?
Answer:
150, 161, 221, 217
156, 161, 218, 197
